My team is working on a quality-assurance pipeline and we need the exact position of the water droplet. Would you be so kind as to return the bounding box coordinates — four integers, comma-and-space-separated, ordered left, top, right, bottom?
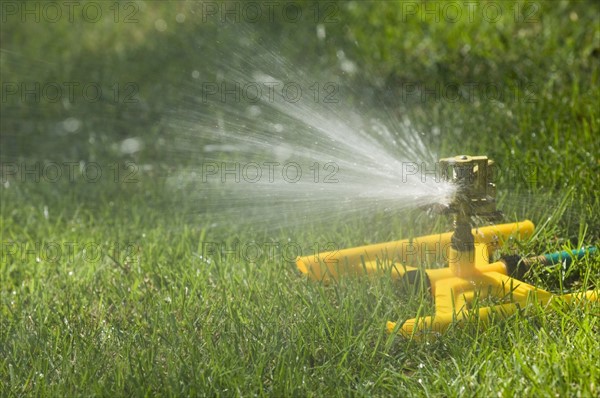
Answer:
63, 117, 81, 133
316, 24, 326, 40
155, 19, 167, 32
120, 137, 144, 155
247, 105, 261, 118
340, 59, 357, 74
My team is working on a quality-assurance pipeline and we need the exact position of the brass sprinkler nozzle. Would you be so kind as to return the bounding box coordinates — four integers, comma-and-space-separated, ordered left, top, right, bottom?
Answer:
439, 155, 503, 251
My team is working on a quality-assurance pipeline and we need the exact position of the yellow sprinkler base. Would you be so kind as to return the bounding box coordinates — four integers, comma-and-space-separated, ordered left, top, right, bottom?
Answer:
296, 220, 599, 339
386, 257, 598, 339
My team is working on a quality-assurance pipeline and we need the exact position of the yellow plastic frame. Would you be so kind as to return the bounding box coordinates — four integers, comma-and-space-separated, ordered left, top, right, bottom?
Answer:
296, 220, 598, 338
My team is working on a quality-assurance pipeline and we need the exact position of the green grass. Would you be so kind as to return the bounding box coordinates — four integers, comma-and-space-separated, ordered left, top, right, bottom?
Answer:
2, 1, 600, 396
1, 178, 599, 396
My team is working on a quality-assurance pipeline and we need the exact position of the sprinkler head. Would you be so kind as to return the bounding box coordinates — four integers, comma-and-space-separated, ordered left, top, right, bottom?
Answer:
439, 155, 502, 222
438, 155, 503, 251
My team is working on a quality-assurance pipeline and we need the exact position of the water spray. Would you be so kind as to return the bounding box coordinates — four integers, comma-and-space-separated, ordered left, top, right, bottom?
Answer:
296, 155, 598, 339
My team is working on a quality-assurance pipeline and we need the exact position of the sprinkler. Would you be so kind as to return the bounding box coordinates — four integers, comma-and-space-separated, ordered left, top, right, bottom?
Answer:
296, 155, 598, 339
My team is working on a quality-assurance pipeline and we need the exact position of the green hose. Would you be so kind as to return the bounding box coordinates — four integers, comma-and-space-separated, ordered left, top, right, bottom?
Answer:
541, 246, 597, 266
502, 246, 597, 277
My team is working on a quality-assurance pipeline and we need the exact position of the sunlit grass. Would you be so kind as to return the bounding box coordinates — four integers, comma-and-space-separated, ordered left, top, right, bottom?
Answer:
2, 1, 600, 396
1, 169, 598, 396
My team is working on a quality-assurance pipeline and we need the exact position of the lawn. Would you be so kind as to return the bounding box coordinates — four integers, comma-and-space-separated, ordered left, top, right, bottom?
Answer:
1, 1, 599, 396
